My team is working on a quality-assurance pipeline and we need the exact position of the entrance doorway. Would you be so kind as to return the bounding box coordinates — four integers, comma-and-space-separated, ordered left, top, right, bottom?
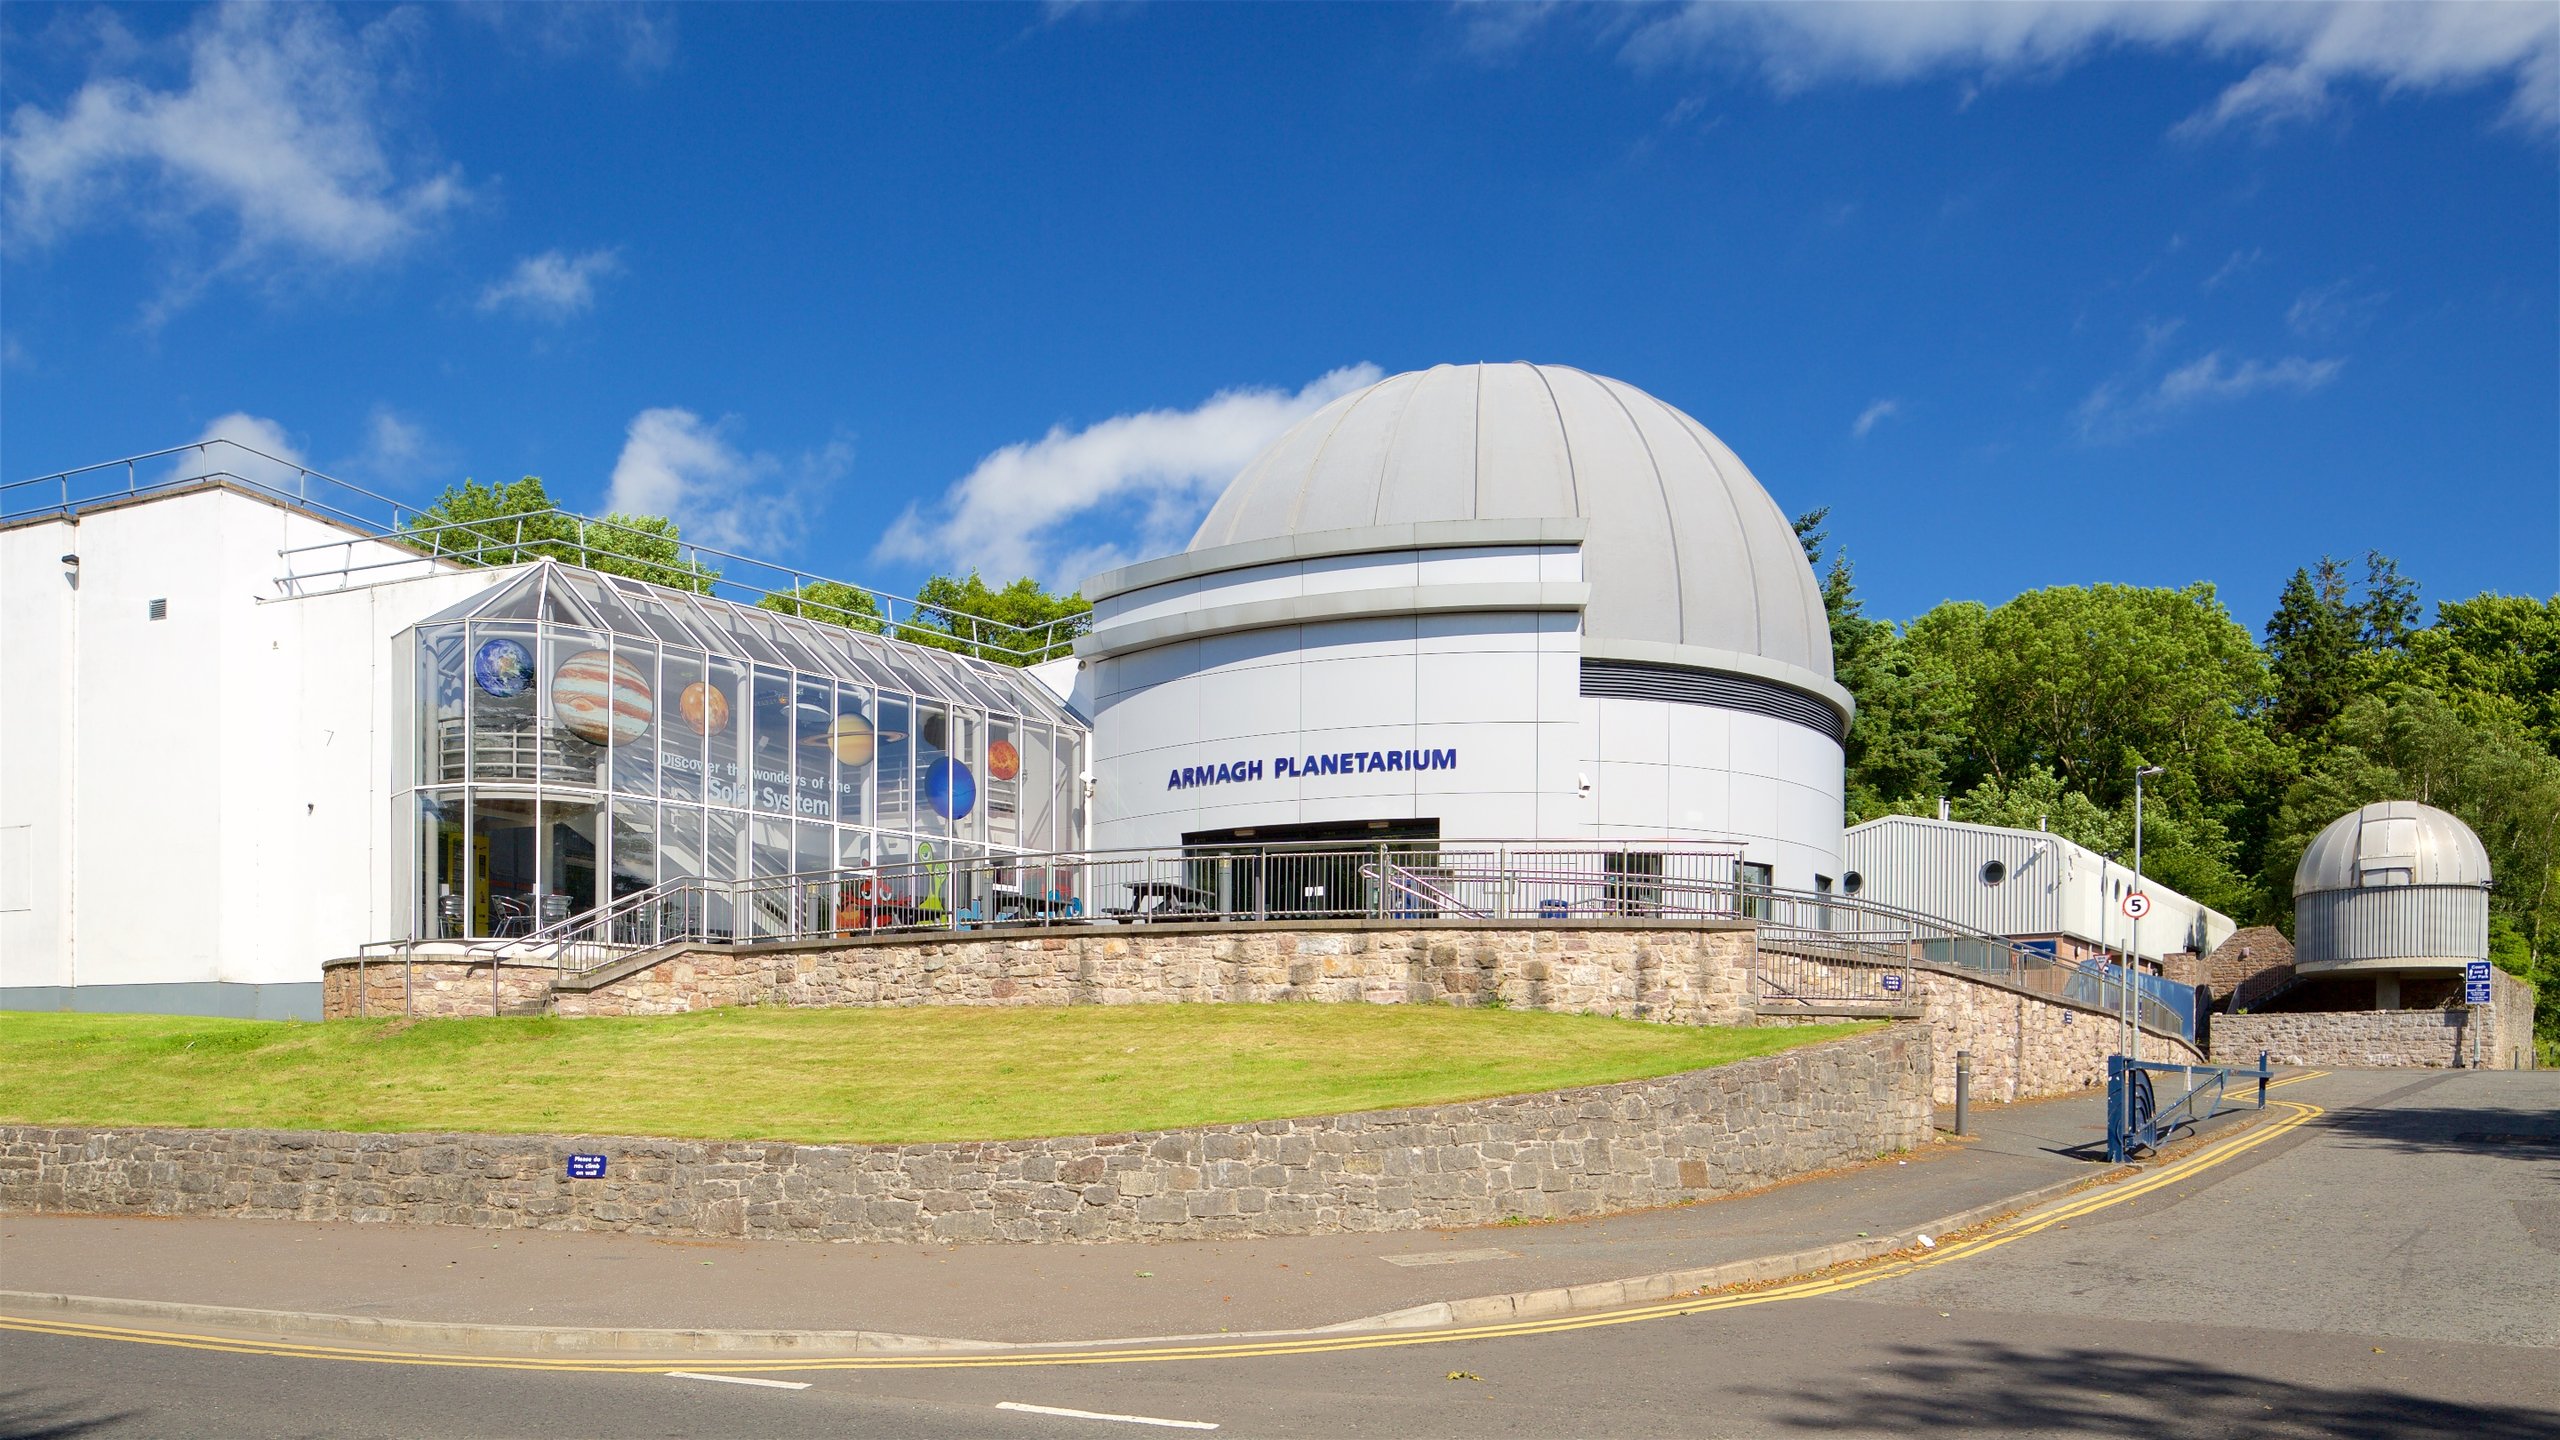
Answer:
1180, 819, 1442, 919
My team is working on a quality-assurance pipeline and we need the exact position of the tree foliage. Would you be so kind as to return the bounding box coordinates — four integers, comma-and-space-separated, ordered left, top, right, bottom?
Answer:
902, 571, 1091, 665
757, 580, 885, 634
406, 477, 718, 592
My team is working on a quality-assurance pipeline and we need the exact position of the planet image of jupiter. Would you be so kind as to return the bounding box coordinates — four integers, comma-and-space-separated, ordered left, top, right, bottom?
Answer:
987, 738, 1020, 781
552, 650, 654, 747
826, 712, 876, 768
679, 681, 731, 736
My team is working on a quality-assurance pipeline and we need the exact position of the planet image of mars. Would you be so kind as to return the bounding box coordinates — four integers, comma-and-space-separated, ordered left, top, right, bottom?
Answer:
987, 738, 1020, 781
553, 650, 654, 747
826, 712, 876, 768
679, 681, 730, 736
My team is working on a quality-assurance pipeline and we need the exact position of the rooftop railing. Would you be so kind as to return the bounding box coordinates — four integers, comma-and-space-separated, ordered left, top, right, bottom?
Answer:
8, 438, 1084, 666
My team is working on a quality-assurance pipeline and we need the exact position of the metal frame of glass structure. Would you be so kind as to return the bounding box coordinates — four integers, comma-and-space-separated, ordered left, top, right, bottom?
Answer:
394, 560, 1087, 941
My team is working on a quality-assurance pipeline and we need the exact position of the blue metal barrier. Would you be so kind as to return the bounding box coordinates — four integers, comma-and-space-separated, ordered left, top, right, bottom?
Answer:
2107, 1051, 2273, 1163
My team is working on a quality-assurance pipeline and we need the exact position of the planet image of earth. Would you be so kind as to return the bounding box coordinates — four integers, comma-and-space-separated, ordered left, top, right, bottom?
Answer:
553, 649, 654, 747
473, 637, 535, 697
826, 712, 876, 768
679, 681, 730, 736
921, 757, 976, 821
987, 738, 1020, 781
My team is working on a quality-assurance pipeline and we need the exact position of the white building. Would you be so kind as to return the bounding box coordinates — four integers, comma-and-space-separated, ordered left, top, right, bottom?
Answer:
1843, 814, 2237, 968
1070, 363, 1852, 892
1, 452, 1086, 1018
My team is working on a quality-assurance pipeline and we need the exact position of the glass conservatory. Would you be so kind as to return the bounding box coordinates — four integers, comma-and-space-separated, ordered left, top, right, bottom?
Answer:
395, 560, 1087, 941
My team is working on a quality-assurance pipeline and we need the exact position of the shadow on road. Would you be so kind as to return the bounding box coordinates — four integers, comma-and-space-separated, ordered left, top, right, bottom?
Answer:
0, 1386, 138, 1439
1744, 1341, 2558, 1439
2314, 1104, 2560, 1162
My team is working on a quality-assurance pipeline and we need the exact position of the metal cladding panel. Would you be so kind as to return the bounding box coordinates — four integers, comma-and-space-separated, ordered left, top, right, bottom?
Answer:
2295, 885, 2490, 967
1843, 819, 2065, 939
2294, 799, 2492, 895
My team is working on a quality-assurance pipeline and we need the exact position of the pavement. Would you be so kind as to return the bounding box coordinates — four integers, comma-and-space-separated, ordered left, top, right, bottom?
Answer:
1, 1080, 2255, 1351
7, 1067, 2555, 1439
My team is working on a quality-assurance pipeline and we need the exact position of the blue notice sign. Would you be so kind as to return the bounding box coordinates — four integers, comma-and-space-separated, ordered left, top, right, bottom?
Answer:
566, 1153, 608, 1180
1881, 974, 1904, 994
2465, 960, 2494, 1005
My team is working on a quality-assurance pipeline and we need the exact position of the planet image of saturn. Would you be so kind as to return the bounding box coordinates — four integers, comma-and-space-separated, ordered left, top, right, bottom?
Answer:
679, 681, 730, 736
987, 738, 1020, 781
552, 650, 654, 747
826, 712, 877, 768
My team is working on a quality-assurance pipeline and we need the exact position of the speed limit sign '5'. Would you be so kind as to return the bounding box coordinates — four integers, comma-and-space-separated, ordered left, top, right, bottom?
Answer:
2121, 891, 2153, 921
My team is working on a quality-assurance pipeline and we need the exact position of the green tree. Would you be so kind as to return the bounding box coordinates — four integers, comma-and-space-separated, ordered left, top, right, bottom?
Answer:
405, 477, 717, 592
757, 580, 885, 634
901, 572, 1091, 665
2263, 560, 2361, 739
2392, 592, 2560, 757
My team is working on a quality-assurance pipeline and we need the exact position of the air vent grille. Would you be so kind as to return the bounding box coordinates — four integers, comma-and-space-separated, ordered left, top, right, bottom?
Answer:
1579, 659, 1844, 741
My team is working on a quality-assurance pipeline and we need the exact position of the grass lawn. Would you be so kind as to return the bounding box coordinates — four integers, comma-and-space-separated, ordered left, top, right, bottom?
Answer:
0, 1007, 1876, 1145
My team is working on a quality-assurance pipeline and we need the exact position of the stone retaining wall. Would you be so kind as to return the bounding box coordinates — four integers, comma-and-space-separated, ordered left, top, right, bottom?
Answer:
0, 1027, 1928, 1244
329, 923, 1762, 1028
2211, 970, 2536, 1069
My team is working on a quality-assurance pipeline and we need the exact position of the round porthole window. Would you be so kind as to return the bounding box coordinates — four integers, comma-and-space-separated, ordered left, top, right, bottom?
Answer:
1980, 859, 2008, 886
1841, 871, 1863, 896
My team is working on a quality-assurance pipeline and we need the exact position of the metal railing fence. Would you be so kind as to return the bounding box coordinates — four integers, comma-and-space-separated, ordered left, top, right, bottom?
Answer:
450, 840, 2193, 1042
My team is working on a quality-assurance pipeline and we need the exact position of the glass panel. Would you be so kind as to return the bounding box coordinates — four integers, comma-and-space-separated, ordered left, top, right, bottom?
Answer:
1065, 735, 1086, 851
705, 809, 744, 939
876, 831, 916, 919
836, 827, 872, 871
875, 692, 914, 833
540, 796, 602, 928
949, 708, 985, 845
749, 667, 794, 814
542, 627, 613, 789
607, 576, 712, 647
1021, 726, 1056, 853
416, 790, 466, 939
609, 640, 660, 797
466, 622, 542, 782
796, 820, 838, 935
748, 816, 793, 938
659, 650, 707, 804
914, 703, 951, 840
660, 804, 705, 884
822, 627, 903, 688
471, 792, 541, 936
986, 717, 1021, 850
831, 685, 873, 829
413, 626, 466, 790
703, 658, 746, 809
793, 676, 836, 821
611, 799, 657, 904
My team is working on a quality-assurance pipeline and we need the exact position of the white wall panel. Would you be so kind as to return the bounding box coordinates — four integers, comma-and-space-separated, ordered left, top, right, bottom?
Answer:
1417, 652, 1539, 723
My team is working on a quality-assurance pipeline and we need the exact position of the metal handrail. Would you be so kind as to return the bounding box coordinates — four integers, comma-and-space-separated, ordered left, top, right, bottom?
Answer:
402, 838, 2193, 1043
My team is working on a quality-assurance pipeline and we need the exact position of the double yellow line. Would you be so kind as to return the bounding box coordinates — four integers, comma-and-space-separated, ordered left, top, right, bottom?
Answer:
0, 1074, 2326, 1375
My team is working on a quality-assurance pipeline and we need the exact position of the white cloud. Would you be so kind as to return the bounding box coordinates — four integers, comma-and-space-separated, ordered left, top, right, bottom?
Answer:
330, 405, 456, 490
1611, 2, 2559, 138
876, 365, 1383, 588
2285, 279, 2388, 340
2077, 349, 2343, 441
606, 408, 848, 554
1851, 398, 1902, 438
2201, 247, 2263, 292
174, 412, 309, 490
476, 248, 621, 319
0, 5, 465, 307
460, 2, 676, 77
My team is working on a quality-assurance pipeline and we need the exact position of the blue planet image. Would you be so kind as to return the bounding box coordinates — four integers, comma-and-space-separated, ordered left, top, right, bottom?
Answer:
922, 757, 977, 821
473, 637, 535, 697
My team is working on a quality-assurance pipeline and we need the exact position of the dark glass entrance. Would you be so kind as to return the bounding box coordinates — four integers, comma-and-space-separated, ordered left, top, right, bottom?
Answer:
1180, 819, 1442, 919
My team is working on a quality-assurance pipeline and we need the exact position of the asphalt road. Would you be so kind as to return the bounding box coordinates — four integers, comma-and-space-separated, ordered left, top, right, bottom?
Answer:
7, 1069, 2555, 1439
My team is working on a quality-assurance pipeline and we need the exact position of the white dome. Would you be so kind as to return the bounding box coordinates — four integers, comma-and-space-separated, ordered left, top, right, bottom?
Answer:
2294, 800, 2492, 897
1191, 363, 1833, 684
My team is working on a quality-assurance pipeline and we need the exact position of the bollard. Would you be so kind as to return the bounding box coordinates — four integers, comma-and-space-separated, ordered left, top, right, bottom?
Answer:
1953, 1050, 1972, 1137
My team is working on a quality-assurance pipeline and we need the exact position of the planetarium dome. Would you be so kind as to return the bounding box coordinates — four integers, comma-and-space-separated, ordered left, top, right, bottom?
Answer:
1190, 363, 1839, 710
2293, 800, 2492, 898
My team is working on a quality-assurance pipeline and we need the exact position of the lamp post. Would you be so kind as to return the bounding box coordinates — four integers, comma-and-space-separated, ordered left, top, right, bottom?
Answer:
2130, 765, 2164, 1065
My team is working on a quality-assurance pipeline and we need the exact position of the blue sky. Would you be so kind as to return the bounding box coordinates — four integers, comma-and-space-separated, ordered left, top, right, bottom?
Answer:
4, 2, 2554, 629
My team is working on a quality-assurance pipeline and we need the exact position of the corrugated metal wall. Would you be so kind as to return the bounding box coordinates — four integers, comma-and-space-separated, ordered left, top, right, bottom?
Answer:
2296, 885, 2489, 966
1844, 820, 2064, 938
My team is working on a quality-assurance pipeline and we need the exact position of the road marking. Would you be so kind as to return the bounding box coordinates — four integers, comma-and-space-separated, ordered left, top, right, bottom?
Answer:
1381, 1247, 1518, 1267
665, 1370, 811, 1390
0, 1073, 2329, 1377
997, 1400, 1218, 1429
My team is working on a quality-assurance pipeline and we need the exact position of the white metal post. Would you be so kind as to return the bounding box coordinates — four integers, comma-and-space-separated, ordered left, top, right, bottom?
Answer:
2131, 765, 2162, 1066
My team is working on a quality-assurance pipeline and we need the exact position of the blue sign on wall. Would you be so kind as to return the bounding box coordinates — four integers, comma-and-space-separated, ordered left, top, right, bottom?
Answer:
566, 1153, 608, 1179
1880, 974, 1904, 993
2466, 960, 2494, 1005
